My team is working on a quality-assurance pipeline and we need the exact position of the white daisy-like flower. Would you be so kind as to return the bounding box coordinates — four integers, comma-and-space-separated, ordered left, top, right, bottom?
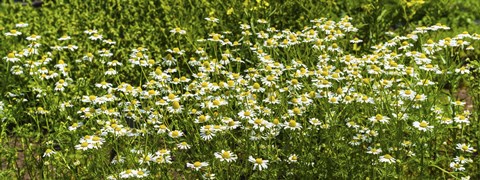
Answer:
15, 22, 29, 28
456, 143, 475, 153
43, 149, 56, 157
5, 29, 22, 36
177, 142, 191, 150
68, 122, 83, 131
379, 154, 396, 164
449, 161, 465, 171
58, 34, 71, 41
84, 29, 98, 35
89, 33, 103, 40
454, 156, 473, 164
214, 150, 238, 162
3, 52, 20, 63
287, 154, 298, 164
283, 120, 302, 130
205, 16, 219, 23
170, 27, 186, 34
186, 161, 209, 171
412, 121, 433, 132
26, 34, 41, 41
249, 156, 269, 171
368, 114, 390, 124
366, 147, 382, 155
168, 130, 184, 138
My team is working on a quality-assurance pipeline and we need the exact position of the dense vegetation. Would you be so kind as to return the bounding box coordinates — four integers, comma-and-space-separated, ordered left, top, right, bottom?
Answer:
1, 0, 480, 179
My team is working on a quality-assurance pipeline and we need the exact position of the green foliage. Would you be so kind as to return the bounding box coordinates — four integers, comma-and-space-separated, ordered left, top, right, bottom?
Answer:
0, 0, 480, 179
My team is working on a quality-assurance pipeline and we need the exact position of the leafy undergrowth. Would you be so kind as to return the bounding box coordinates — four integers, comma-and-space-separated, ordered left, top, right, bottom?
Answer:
1, 1, 480, 180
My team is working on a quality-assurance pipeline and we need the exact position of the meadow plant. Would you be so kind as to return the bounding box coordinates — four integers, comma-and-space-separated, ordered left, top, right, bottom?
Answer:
0, 4, 480, 179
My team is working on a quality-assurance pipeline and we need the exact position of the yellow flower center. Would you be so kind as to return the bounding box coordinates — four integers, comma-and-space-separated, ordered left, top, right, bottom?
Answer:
81, 142, 89, 147
291, 79, 299, 85
193, 161, 202, 167
173, 48, 180, 53
383, 154, 393, 159
255, 158, 263, 164
415, 95, 422, 100
419, 121, 428, 128
222, 152, 231, 159
289, 120, 297, 127
293, 107, 301, 114
92, 136, 100, 141
253, 83, 261, 89
172, 101, 180, 109
267, 75, 274, 81
196, 115, 206, 123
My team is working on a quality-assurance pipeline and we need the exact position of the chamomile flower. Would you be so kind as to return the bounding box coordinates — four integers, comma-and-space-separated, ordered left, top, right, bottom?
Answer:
456, 143, 475, 153
366, 147, 382, 155
205, 16, 219, 23
89, 33, 103, 40
68, 122, 83, 131
119, 169, 135, 178
379, 154, 396, 164
455, 66, 470, 74
134, 168, 149, 178
5, 29, 22, 36
203, 173, 216, 180
238, 109, 255, 120
103, 39, 116, 45
43, 149, 56, 157
15, 22, 29, 28
249, 156, 269, 171
168, 130, 184, 138
214, 150, 238, 162
84, 29, 98, 35
75, 142, 94, 151
64, 44, 78, 51
177, 142, 191, 150
412, 121, 433, 132
26, 34, 41, 41
283, 120, 302, 130
58, 34, 71, 41
167, 101, 183, 114
454, 114, 470, 124
170, 27, 186, 34
454, 156, 473, 164
3, 52, 20, 63
95, 81, 113, 89
287, 154, 298, 163
368, 114, 390, 124
187, 161, 209, 171
449, 162, 465, 171
105, 68, 117, 75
